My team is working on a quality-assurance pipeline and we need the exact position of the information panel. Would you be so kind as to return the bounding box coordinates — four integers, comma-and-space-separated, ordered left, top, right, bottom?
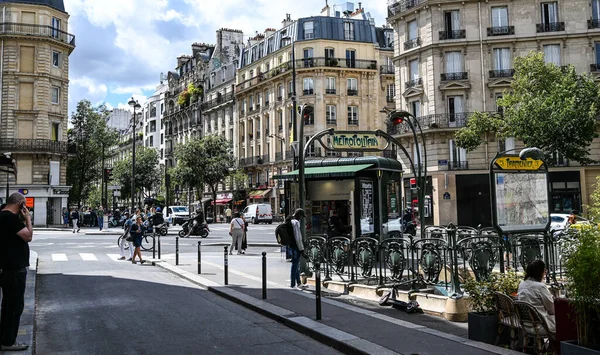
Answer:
494, 172, 549, 232
360, 180, 374, 234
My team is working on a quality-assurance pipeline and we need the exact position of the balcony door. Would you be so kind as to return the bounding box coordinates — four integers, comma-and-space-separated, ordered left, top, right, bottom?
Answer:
447, 95, 464, 127
491, 7, 508, 27
594, 0, 600, 20
541, 2, 558, 24
409, 59, 419, 81
543, 44, 561, 66
444, 10, 460, 33
408, 20, 418, 41
493, 48, 511, 71
449, 139, 467, 169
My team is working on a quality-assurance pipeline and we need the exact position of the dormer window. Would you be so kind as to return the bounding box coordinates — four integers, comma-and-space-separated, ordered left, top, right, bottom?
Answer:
304, 21, 314, 39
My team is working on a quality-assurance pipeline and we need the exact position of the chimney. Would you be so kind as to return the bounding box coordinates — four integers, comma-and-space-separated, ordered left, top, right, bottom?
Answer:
358, 2, 362, 9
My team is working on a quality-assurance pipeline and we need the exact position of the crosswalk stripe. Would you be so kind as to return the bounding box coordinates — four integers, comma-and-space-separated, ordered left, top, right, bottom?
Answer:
79, 253, 98, 261
107, 254, 122, 261
51, 253, 68, 261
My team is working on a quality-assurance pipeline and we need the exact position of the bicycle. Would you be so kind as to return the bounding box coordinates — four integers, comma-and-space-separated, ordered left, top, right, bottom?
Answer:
140, 232, 155, 251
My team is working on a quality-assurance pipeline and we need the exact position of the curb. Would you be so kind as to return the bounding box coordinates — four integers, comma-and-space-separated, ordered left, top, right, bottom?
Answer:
154, 261, 393, 355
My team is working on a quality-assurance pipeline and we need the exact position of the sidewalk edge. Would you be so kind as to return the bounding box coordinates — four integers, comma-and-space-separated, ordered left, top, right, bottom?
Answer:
154, 260, 386, 355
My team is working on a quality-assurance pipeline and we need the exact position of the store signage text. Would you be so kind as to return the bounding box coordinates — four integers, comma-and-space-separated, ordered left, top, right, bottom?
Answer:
53, 189, 69, 195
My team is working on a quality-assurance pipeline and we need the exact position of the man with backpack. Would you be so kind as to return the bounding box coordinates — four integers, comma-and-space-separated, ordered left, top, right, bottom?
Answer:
276, 209, 307, 290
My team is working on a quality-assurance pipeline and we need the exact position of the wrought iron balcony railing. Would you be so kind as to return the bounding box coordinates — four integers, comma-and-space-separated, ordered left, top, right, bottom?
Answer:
0, 138, 69, 154
405, 77, 422, 88
449, 161, 469, 170
303, 89, 314, 95
489, 69, 515, 78
275, 152, 282, 161
536, 22, 565, 33
348, 119, 359, 126
293, 57, 378, 70
439, 30, 466, 40
404, 37, 421, 50
388, 0, 427, 17
380, 65, 394, 75
588, 19, 600, 29
285, 150, 293, 160
0, 22, 76, 46
201, 92, 234, 110
326, 88, 336, 94
386, 112, 497, 135
441, 72, 468, 81
326, 118, 337, 125
386, 96, 395, 103
347, 89, 358, 96
591, 63, 600, 72
487, 26, 515, 36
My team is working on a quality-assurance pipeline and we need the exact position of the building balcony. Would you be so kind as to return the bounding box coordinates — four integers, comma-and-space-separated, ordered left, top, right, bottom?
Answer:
0, 138, 69, 154
439, 30, 466, 40
404, 37, 421, 50
386, 96, 395, 103
536, 22, 565, 33
325, 88, 337, 95
278, 124, 283, 131
347, 89, 358, 96
255, 103, 261, 111
260, 154, 270, 164
348, 119, 359, 126
294, 57, 378, 70
591, 63, 600, 72
275, 152, 283, 161
287, 92, 293, 99
388, 0, 427, 17
405, 77, 422, 89
387, 112, 493, 135
441, 72, 468, 81
277, 96, 283, 102
449, 161, 469, 171
303, 89, 314, 95
0, 22, 76, 47
201, 92, 234, 111
264, 100, 269, 106
588, 19, 600, 29
326, 118, 337, 125
489, 69, 515, 78
487, 26, 515, 36
380, 65, 394, 75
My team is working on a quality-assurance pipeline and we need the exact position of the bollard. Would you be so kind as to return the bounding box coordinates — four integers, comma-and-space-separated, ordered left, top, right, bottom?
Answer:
158, 234, 162, 259
197, 241, 202, 274
224, 246, 229, 285
315, 262, 322, 320
262, 252, 267, 299
152, 232, 156, 259
175, 237, 180, 265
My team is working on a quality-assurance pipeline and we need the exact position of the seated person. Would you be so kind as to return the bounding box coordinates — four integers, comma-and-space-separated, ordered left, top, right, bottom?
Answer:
518, 260, 556, 335
567, 210, 578, 226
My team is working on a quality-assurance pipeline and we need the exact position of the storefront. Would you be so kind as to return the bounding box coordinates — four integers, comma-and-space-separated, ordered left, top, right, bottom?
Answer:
276, 156, 403, 240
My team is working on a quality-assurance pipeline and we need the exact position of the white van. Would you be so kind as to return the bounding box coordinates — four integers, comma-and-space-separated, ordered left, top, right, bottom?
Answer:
243, 204, 273, 224
167, 206, 190, 225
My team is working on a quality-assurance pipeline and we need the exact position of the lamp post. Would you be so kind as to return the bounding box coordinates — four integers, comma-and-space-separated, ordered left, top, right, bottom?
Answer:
281, 35, 298, 169
382, 109, 427, 238
128, 97, 141, 214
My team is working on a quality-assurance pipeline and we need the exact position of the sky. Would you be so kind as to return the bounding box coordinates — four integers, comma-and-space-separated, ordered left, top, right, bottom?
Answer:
65, 0, 388, 116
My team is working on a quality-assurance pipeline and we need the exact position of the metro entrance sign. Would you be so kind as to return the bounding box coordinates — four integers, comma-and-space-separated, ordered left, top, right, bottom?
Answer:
494, 156, 544, 171
331, 133, 386, 151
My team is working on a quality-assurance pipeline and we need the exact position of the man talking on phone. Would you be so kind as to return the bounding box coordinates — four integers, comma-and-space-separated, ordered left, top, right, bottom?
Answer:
0, 192, 33, 351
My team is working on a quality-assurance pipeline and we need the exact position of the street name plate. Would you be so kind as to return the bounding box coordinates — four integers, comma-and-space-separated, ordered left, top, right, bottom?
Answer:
107, 185, 121, 190
494, 157, 543, 171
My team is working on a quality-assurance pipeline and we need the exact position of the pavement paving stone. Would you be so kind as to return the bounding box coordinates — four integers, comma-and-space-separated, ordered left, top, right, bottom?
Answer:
157, 252, 521, 355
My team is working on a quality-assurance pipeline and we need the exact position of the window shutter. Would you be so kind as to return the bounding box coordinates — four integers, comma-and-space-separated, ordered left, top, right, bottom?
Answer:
19, 83, 34, 110
50, 161, 60, 186
20, 46, 34, 73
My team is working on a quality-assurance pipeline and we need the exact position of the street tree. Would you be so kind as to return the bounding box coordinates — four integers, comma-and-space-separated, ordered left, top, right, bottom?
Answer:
454, 111, 506, 152
112, 146, 161, 204
67, 100, 118, 207
230, 169, 249, 203
456, 51, 600, 165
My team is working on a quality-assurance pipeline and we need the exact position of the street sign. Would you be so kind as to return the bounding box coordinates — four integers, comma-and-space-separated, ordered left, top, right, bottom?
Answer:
113, 190, 121, 197
107, 185, 121, 190
494, 157, 544, 171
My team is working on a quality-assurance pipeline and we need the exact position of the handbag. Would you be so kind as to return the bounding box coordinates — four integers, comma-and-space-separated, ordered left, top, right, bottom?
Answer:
126, 234, 134, 242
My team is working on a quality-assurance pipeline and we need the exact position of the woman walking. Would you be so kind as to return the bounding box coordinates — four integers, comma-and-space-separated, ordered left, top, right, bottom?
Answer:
229, 212, 245, 255
129, 216, 146, 264
62, 207, 69, 228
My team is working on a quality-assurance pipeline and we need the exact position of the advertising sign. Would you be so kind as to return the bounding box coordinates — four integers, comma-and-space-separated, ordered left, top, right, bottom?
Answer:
360, 180, 374, 234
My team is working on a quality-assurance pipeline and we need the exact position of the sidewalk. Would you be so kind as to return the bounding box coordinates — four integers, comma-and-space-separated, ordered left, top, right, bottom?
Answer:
154, 250, 519, 355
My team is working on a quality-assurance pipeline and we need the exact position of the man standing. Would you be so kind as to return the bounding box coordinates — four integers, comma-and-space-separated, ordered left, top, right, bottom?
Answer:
289, 209, 307, 290
71, 208, 80, 233
225, 206, 232, 223
97, 206, 104, 231
0, 192, 33, 351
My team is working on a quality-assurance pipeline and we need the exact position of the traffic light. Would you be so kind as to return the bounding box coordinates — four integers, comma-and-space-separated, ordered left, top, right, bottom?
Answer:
410, 177, 417, 190
104, 168, 113, 181
390, 111, 409, 126
301, 105, 314, 125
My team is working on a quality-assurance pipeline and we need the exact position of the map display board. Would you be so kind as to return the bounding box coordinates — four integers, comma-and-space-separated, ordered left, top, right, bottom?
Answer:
360, 180, 374, 234
490, 157, 550, 233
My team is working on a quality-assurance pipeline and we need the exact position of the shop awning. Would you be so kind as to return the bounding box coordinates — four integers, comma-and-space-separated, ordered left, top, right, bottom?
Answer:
249, 189, 271, 198
274, 164, 373, 180
213, 198, 232, 205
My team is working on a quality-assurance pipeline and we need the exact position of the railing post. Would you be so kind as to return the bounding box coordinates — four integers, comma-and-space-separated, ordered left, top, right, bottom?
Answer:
262, 252, 267, 299
158, 234, 161, 259
315, 262, 322, 320
197, 241, 202, 274
224, 246, 229, 285
447, 223, 462, 297
175, 236, 179, 266
152, 231, 156, 259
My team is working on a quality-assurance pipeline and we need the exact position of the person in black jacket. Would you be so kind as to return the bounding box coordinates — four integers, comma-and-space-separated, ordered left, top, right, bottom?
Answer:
71, 208, 80, 233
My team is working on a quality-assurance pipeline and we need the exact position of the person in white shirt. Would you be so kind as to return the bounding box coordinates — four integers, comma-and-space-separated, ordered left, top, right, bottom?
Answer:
229, 212, 245, 255
517, 260, 556, 335
289, 209, 307, 290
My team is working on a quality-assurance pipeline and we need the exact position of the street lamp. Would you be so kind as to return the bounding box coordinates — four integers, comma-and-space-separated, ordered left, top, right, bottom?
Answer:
128, 97, 142, 214
381, 109, 427, 238
281, 35, 298, 169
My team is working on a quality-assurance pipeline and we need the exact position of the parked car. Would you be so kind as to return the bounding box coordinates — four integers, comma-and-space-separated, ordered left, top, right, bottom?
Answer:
550, 213, 590, 231
242, 203, 273, 224
168, 206, 190, 225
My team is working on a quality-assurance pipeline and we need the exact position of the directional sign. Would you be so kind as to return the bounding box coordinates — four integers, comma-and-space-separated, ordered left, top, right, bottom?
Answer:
494, 157, 544, 171
107, 185, 121, 190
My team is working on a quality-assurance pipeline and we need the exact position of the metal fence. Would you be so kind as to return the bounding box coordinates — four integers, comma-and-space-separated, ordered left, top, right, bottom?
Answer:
303, 224, 568, 294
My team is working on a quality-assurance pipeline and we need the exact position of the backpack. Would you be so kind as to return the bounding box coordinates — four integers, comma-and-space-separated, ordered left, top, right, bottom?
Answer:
275, 219, 294, 246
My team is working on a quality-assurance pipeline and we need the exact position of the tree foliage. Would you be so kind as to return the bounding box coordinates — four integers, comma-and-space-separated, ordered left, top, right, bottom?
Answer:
497, 51, 600, 164
454, 111, 506, 152
67, 100, 118, 207
112, 146, 161, 200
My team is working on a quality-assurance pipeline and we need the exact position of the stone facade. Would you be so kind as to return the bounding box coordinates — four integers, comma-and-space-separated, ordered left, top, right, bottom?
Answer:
388, 0, 600, 226
0, 1, 75, 226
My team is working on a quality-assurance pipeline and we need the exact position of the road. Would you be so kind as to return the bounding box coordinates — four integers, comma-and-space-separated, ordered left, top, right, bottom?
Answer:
31, 228, 339, 354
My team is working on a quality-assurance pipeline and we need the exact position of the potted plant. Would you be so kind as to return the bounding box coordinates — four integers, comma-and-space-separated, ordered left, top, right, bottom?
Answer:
463, 270, 520, 345
326, 58, 338, 67
560, 227, 600, 354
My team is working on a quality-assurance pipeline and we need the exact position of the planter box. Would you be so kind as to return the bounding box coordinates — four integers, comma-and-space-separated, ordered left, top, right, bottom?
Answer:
468, 312, 501, 345
561, 341, 600, 355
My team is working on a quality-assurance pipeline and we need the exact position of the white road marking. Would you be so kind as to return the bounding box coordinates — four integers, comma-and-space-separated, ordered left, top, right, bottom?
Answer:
79, 253, 98, 261
107, 254, 122, 261
51, 254, 68, 261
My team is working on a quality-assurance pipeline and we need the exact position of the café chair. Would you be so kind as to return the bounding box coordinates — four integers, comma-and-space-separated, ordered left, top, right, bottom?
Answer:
513, 301, 557, 354
494, 292, 521, 349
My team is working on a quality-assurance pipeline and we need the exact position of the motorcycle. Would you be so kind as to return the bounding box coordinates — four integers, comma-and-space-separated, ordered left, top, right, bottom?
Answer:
109, 215, 127, 228
143, 220, 168, 236
403, 220, 417, 236
179, 218, 209, 238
